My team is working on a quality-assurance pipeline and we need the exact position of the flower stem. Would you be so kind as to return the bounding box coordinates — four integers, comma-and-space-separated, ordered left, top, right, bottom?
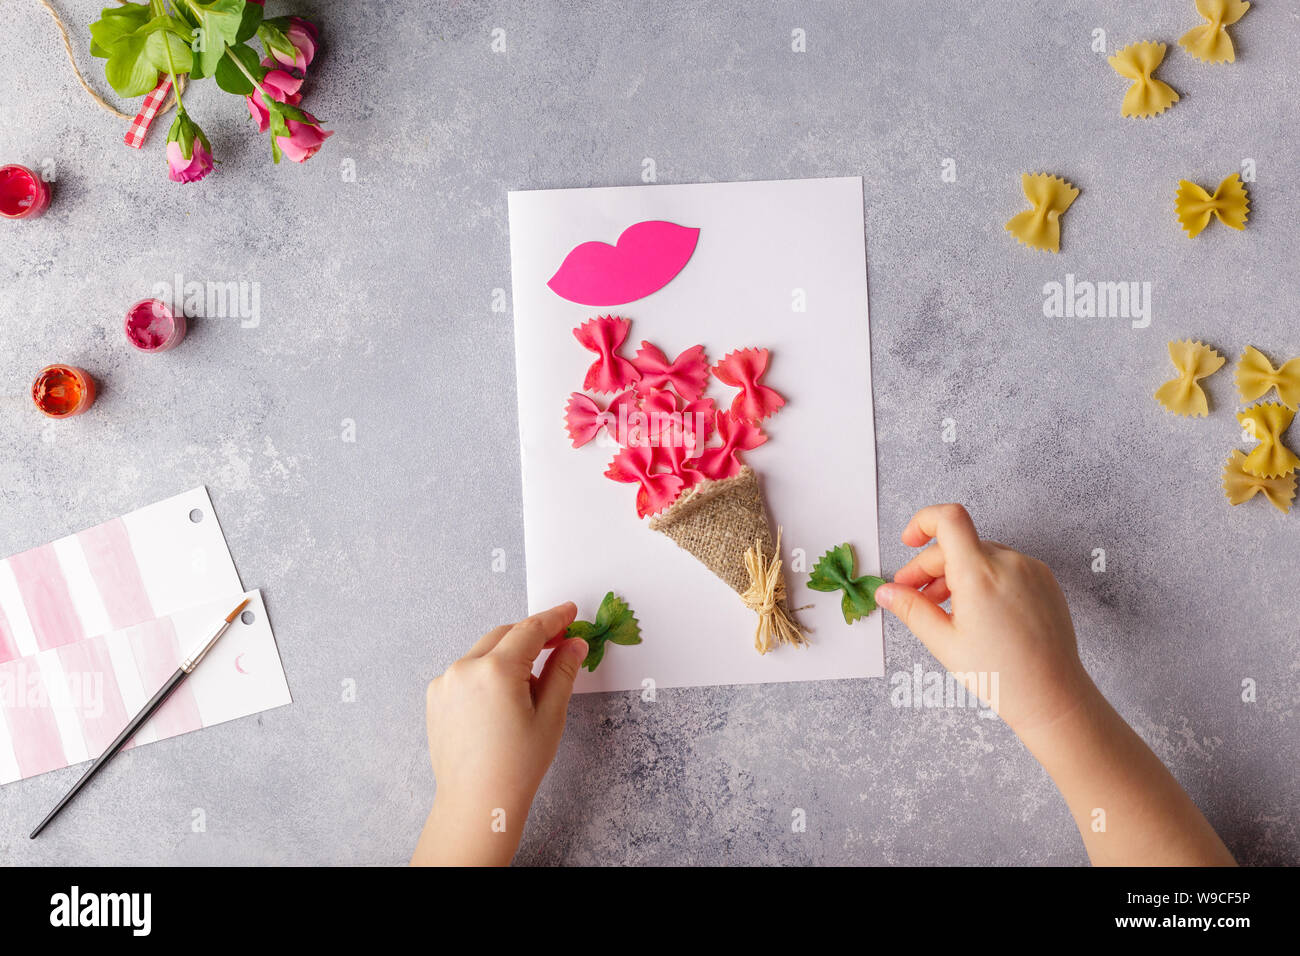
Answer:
170, 0, 270, 99
226, 50, 269, 98
161, 41, 187, 117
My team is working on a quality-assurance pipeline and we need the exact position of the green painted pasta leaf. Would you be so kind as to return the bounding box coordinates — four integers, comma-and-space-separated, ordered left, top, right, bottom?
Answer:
807, 542, 886, 624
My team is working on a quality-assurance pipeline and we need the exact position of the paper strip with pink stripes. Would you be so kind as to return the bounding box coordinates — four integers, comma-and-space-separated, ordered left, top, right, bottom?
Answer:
0, 590, 290, 784
0, 488, 242, 664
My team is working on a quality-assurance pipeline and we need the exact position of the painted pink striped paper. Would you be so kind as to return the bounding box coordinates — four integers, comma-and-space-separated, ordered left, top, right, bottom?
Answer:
78, 518, 156, 630
0, 605, 17, 664
8, 544, 85, 652
0, 659, 68, 777
127, 617, 202, 740
56, 637, 130, 758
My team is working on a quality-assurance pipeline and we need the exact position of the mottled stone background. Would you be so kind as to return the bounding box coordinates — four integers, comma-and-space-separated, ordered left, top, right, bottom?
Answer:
0, 1, 1295, 865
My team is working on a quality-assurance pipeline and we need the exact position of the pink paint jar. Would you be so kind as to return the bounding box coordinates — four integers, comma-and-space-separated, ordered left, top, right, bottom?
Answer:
124, 299, 186, 352
0, 165, 51, 219
32, 365, 96, 418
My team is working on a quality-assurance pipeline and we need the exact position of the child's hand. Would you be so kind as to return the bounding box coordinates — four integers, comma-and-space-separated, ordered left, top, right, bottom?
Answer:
876, 504, 1234, 865
875, 504, 1094, 736
411, 602, 588, 866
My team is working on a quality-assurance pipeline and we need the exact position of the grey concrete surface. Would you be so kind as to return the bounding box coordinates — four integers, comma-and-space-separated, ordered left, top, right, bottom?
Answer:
0, 1, 1296, 866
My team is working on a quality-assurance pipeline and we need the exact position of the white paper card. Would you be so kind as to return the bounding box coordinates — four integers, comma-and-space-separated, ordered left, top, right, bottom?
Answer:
508, 177, 883, 692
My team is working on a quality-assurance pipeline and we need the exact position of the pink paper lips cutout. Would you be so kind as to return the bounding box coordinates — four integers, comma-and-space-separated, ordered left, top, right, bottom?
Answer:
547, 220, 700, 306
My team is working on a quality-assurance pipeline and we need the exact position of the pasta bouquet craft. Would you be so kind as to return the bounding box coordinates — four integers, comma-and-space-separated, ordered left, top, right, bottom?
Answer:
563, 315, 806, 654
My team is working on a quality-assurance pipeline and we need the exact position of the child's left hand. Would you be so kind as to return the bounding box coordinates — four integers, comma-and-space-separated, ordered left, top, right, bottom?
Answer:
411, 602, 588, 866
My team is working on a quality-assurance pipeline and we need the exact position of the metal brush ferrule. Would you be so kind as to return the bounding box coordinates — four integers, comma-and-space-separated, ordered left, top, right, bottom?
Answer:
180, 620, 233, 673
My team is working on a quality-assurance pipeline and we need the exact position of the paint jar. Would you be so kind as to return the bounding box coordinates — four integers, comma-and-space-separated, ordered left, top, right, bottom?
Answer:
32, 365, 96, 418
0, 165, 51, 219
124, 299, 186, 352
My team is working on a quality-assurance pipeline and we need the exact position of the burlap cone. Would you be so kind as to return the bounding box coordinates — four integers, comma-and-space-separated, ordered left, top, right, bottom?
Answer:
649, 466, 808, 653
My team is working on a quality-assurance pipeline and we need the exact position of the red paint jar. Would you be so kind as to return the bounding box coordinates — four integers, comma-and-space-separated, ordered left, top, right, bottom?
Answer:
0, 165, 51, 219
124, 299, 186, 352
32, 365, 96, 418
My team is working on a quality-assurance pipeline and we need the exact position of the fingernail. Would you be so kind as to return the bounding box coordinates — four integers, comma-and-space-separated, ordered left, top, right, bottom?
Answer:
568, 638, 588, 658
874, 584, 896, 608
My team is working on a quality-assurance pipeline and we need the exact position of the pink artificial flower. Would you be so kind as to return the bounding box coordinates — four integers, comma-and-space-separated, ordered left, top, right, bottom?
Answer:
166, 138, 214, 184
271, 18, 319, 73
244, 69, 304, 133
276, 112, 333, 163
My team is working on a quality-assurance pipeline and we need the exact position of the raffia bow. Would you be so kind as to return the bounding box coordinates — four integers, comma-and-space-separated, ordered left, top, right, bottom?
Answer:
740, 528, 810, 654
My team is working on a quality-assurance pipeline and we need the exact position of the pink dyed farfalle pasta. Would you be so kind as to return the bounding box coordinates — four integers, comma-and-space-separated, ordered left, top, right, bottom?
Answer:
632, 342, 710, 402
712, 348, 785, 423
563, 389, 638, 448
565, 317, 784, 517
573, 316, 642, 393
692, 411, 768, 481
638, 388, 715, 483
604, 444, 685, 519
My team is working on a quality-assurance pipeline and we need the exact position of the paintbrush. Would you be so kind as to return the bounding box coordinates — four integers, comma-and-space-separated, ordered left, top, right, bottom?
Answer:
29, 597, 251, 839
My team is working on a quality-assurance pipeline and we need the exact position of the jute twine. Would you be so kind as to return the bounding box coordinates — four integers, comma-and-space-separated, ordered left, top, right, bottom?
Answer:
648, 465, 809, 654
37, 0, 185, 120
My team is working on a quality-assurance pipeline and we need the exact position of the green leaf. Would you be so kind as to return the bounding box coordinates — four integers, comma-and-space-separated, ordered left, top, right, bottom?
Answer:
103, 30, 159, 97
89, 4, 152, 58
565, 591, 642, 671
187, 0, 246, 77
257, 21, 297, 60
807, 543, 886, 624
143, 21, 195, 74
265, 95, 291, 163
214, 41, 262, 95
275, 100, 317, 123
236, 1, 263, 43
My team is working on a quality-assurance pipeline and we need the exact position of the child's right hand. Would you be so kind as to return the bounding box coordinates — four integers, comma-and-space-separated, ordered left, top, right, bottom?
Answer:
877, 503, 1235, 865
875, 504, 1097, 736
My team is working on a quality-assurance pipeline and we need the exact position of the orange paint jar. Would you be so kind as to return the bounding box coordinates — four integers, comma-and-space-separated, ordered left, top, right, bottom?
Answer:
32, 365, 96, 418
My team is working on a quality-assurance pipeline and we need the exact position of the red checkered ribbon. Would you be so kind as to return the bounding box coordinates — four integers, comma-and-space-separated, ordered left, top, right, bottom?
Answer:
123, 77, 174, 149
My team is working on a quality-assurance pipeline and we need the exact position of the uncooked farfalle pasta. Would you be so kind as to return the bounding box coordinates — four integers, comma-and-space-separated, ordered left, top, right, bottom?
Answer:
1236, 346, 1300, 409
1154, 340, 1225, 418
1222, 450, 1297, 514
1175, 174, 1249, 238
1180, 0, 1251, 65
1005, 173, 1079, 254
1237, 403, 1300, 479
1108, 42, 1180, 118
